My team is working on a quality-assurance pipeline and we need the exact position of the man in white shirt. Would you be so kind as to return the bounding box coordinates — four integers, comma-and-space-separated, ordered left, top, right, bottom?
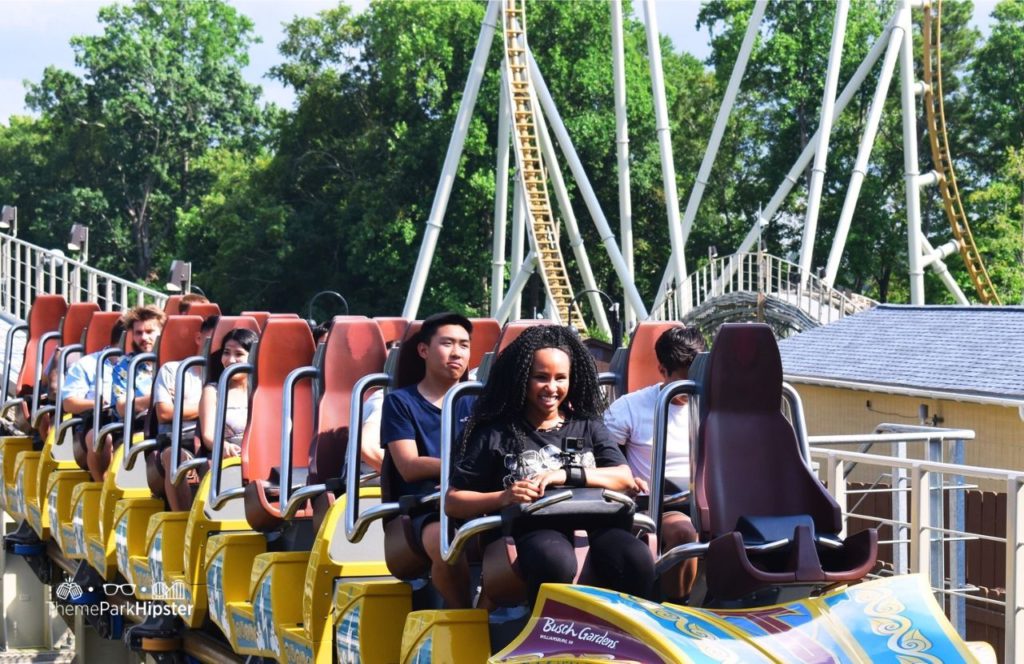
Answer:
604, 326, 705, 599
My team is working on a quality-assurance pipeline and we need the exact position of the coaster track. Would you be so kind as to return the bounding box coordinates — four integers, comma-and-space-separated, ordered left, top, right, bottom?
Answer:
922, 0, 1000, 304
501, 0, 584, 327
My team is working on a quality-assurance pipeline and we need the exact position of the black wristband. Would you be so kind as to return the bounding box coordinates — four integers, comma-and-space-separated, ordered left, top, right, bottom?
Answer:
565, 464, 587, 487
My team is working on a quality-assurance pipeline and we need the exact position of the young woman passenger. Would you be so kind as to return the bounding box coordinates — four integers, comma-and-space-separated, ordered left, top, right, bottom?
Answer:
198, 328, 259, 458
447, 325, 656, 605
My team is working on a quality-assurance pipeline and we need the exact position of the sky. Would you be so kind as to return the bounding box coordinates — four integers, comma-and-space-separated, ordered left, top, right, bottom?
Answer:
0, 0, 998, 123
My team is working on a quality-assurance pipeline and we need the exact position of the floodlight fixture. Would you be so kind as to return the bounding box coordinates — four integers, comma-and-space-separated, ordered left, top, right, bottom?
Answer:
166, 260, 192, 293
0, 205, 16, 234
67, 223, 90, 261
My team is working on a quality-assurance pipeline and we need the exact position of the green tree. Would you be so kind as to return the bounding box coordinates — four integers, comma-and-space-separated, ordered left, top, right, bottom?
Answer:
22, 0, 264, 279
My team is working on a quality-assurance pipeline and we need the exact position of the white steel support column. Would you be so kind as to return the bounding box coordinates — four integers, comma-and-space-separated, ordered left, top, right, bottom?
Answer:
491, 74, 512, 317
898, 0, 926, 304
680, 0, 766, 248
534, 103, 612, 336
654, 9, 898, 310
921, 237, 970, 304
509, 179, 527, 320
610, 0, 635, 329
528, 55, 649, 319
798, 0, 849, 287
731, 11, 896, 257
824, 21, 903, 288
642, 0, 688, 316
402, 0, 499, 319
496, 251, 537, 323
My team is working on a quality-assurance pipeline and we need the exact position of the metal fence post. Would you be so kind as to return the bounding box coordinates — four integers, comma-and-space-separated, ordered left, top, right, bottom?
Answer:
910, 463, 932, 585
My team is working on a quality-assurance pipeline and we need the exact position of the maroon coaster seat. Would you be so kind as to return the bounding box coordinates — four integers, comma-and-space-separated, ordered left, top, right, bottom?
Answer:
5, 295, 68, 426
692, 323, 877, 602
241, 319, 316, 532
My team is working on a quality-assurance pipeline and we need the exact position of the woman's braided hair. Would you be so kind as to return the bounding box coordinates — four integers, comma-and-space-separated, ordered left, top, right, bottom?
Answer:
459, 325, 606, 457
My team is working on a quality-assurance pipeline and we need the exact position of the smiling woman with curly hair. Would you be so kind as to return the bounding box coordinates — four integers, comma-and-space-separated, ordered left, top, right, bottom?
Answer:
447, 325, 655, 604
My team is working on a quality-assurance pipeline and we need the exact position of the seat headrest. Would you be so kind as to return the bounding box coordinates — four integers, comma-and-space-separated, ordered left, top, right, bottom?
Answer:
320, 317, 387, 433
163, 295, 183, 316
240, 311, 271, 330
374, 317, 410, 346
183, 302, 220, 320
251, 319, 316, 389
61, 303, 100, 346
624, 321, 683, 393
468, 318, 501, 370
707, 323, 782, 411
157, 316, 204, 364
496, 320, 554, 353
83, 312, 125, 354
28, 295, 68, 337
209, 316, 261, 355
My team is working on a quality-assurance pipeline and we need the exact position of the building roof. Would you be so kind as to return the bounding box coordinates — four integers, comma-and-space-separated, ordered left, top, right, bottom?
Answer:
778, 305, 1024, 404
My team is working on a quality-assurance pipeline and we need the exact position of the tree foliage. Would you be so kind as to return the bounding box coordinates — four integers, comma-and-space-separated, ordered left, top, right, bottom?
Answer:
1, 0, 1022, 313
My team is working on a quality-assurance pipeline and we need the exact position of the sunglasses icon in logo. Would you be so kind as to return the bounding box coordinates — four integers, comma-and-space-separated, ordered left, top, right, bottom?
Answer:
103, 583, 136, 595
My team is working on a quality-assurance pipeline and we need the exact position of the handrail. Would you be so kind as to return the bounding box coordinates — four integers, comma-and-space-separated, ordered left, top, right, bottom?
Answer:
655, 252, 878, 322
782, 382, 811, 466
651, 379, 699, 546
344, 373, 391, 542
1, 322, 27, 406
120, 352, 156, 467
208, 362, 253, 511
51, 343, 84, 444
91, 347, 124, 450
166, 356, 206, 485
279, 366, 320, 513
439, 381, 485, 562
0, 233, 166, 321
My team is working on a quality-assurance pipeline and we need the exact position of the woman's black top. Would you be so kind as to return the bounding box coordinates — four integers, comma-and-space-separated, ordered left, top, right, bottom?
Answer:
451, 417, 627, 494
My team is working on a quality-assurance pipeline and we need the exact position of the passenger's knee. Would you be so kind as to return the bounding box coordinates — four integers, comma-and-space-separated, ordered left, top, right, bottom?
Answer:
662, 512, 697, 548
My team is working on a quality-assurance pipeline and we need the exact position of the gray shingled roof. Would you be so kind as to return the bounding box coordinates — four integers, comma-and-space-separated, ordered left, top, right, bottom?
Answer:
778, 305, 1024, 402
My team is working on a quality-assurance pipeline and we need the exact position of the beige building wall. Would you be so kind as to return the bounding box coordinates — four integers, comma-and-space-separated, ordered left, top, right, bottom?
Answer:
792, 383, 1024, 488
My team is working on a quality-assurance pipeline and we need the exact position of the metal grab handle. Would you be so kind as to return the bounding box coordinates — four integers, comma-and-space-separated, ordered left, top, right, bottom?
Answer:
360, 471, 380, 484
744, 538, 790, 554
54, 417, 83, 448
95, 421, 124, 451
1, 323, 28, 406
282, 483, 326, 520
601, 489, 637, 509
348, 501, 401, 544
439, 381, 484, 563
0, 397, 26, 419
419, 491, 440, 506
172, 457, 208, 487
52, 343, 84, 442
655, 542, 710, 576
444, 515, 502, 564
31, 405, 55, 430
125, 438, 160, 469
651, 380, 699, 552
166, 356, 205, 483
92, 348, 124, 447
633, 513, 656, 534
208, 362, 253, 511
523, 489, 574, 515
344, 373, 390, 543
31, 331, 61, 424
120, 352, 156, 469
279, 366, 319, 513
816, 534, 843, 550
664, 490, 690, 507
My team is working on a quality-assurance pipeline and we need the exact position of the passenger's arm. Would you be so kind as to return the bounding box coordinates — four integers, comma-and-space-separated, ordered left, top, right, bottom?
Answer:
446, 482, 540, 521
62, 396, 95, 415
387, 438, 441, 483
360, 417, 384, 471
198, 385, 217, 451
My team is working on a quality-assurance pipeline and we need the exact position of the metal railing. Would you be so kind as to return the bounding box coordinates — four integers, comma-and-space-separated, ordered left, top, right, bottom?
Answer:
810, 430, 1022, 663
654, 252, 876, 323
0, 234, 167, 320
